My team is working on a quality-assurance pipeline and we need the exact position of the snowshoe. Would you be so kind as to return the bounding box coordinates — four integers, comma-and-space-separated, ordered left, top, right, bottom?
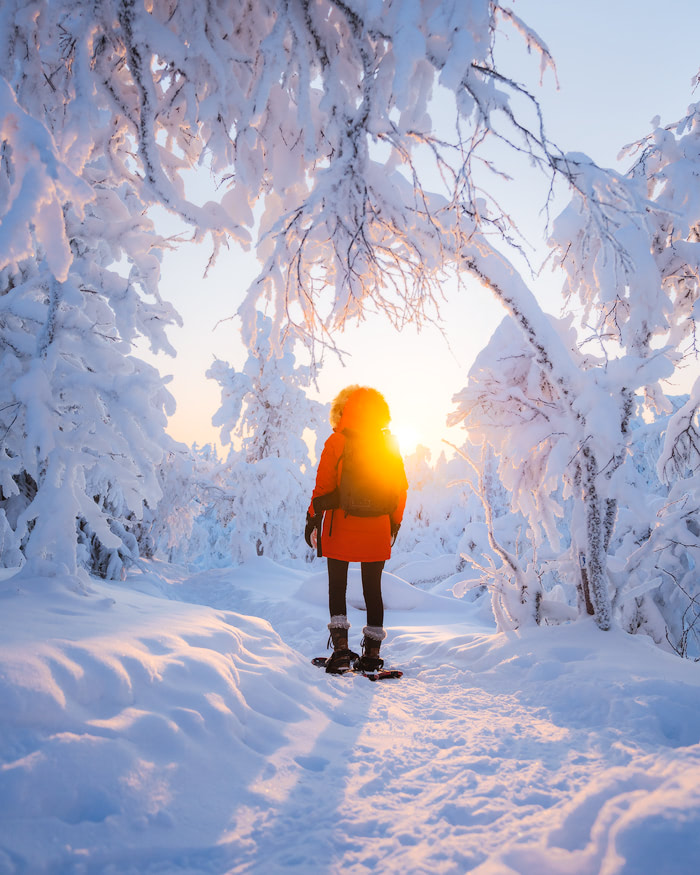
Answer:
311, 656, 402, 681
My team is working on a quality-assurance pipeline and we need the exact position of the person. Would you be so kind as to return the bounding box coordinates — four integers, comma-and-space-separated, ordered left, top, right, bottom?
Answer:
305, 386, 408, 673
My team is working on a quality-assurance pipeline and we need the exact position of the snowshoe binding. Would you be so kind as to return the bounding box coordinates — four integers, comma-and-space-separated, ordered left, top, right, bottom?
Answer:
323, 648, 359, 674
354, 654, 384, 672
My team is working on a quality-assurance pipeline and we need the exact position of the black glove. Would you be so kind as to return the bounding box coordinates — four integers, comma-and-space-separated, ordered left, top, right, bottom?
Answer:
305, 512, 321, 548
390, 520, 401, 545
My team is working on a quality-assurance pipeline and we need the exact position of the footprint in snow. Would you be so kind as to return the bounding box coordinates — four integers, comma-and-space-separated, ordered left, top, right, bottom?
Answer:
294, 755, 330, 772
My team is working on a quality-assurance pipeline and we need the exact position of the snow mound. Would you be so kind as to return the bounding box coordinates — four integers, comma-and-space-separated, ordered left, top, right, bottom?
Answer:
0, 573, 328, 872
294, 567, 463, 612
389, 553, 461, 586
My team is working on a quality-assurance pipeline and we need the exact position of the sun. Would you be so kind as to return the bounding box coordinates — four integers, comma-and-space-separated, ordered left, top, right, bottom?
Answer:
392, 423, 422, 455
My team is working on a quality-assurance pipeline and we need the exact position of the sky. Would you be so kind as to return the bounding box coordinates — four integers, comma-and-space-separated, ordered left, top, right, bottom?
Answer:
145, 0, 700, 460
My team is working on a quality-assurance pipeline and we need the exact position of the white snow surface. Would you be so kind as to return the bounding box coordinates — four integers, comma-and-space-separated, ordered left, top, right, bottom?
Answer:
2, 560, 700, 874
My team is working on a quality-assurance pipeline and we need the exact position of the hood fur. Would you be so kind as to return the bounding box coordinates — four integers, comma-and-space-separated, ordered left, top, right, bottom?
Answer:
336, 387, 391, 433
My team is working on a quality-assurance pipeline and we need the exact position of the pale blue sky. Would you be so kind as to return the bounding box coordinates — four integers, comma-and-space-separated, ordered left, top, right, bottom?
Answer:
150, 2, 700, 459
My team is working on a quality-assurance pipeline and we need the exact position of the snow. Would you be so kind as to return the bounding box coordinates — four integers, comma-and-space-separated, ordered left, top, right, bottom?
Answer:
2, 561, 699, 874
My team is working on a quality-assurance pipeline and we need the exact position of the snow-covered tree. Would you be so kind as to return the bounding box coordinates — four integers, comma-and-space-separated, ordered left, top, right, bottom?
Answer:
209, 313, 326, 467
616, 388, 700, 657
441, 92, 700, 636
397, 446, 476, 559
647, 473, 700, 659
143, 443, 240, 569
0, 69, 179, 579
0, 1, 567, 355
207, 313, 326, 563
450, 314, 697, 639
449, 322, 564, 628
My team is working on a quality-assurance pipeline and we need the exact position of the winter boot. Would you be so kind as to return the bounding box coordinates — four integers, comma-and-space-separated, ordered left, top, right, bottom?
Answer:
354, 626, 386, 672
325, 615, 357, 674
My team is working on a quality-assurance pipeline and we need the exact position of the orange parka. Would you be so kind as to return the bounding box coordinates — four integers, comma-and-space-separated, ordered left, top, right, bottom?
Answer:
309, 402, 408, 563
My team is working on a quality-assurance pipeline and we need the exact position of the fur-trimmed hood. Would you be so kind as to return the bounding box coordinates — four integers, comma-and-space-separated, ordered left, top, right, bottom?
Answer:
334, 386, 391, 434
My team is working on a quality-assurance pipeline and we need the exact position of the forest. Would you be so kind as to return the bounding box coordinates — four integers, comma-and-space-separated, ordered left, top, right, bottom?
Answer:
1, 0, 698, 655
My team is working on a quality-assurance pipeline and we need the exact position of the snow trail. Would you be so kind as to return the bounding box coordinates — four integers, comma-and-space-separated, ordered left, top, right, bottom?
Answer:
221, 661, 594, 873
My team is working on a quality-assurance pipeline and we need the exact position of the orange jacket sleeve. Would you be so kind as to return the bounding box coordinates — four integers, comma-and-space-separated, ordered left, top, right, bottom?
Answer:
308, 432, 344, 516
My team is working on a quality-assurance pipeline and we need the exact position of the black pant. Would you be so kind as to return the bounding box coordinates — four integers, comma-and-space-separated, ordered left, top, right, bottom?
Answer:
327, 557, 385, 628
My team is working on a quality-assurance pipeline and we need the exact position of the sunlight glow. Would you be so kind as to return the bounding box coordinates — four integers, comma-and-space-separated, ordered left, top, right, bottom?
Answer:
392, 424, 422, 456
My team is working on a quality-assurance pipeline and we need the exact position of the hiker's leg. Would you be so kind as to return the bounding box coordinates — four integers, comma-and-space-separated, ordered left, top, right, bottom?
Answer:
360, 560, 384, 628
357, 560, 387, 670
327, 557, 349, 619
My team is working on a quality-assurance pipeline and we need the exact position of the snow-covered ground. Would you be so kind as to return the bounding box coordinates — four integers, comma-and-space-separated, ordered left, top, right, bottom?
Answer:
2, 559, 700, 874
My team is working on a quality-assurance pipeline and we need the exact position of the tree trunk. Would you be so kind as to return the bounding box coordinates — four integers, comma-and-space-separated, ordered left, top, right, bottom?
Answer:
578, 553, 596, 616
580, 446, 613, 631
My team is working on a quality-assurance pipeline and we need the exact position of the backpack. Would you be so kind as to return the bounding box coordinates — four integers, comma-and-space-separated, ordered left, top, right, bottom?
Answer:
338, 430, 405, 517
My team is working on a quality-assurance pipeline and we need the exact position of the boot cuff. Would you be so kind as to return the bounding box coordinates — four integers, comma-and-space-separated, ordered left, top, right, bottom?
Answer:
363, 625, 387, 642
328, 615, 351, 630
